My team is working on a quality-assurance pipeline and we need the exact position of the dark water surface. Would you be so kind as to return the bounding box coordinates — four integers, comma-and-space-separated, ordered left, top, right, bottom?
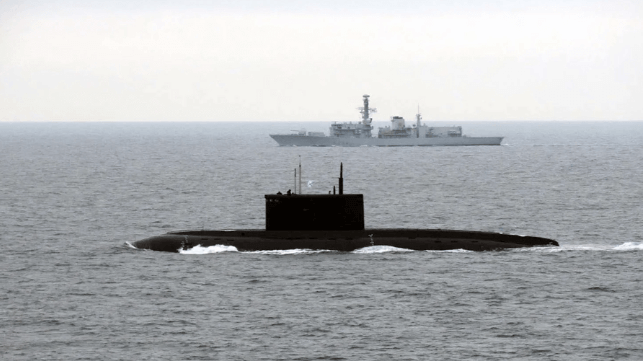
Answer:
2, 121, 642, 360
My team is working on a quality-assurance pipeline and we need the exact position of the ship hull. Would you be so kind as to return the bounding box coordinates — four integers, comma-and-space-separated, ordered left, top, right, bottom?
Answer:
270, 134, 503, 147
132, 229, 557, 253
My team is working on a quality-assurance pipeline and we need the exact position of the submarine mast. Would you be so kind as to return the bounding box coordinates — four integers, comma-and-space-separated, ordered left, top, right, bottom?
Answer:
339, 162, 343, 195
299, 157, 302, 194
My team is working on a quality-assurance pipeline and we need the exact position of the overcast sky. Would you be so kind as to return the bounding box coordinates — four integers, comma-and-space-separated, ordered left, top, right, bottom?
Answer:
1, 0, 641, 121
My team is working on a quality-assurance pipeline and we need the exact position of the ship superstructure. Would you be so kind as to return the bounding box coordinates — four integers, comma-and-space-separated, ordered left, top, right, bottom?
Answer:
329, 94, 375, 138
270, 95, 503, 147
378, 111, 462, 139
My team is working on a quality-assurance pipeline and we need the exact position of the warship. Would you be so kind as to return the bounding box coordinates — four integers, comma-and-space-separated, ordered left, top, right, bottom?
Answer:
270, 95, 504, 147
132, 164, 557, 253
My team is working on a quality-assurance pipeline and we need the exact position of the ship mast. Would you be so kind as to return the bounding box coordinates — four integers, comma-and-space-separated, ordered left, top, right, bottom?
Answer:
358, 94, 377, 125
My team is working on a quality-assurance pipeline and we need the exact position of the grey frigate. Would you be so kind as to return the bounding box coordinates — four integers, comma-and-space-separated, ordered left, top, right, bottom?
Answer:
270, 95, 503, 147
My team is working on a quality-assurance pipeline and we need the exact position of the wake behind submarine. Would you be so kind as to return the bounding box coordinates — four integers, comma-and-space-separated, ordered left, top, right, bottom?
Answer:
132, 164, 558, 253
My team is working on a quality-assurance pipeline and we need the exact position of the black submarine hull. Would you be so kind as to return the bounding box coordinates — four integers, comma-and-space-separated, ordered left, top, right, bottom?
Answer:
132, 229, 559, 253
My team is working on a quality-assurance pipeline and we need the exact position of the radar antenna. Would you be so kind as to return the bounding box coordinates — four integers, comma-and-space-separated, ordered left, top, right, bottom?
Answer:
357, 94, 377, 125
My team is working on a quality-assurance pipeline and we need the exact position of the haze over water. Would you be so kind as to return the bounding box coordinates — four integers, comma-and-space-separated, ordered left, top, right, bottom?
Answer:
2, 121, 642, 360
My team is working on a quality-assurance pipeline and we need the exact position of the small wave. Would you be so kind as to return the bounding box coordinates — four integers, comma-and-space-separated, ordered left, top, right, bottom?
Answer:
613, 242, 643, 251
125, 241, 137, 249
512, 245, 588, 253
353, 245, 413, 254
586, 286, 615, 292
514, 243, 643, 252
566, 245, 624, 251
559, 243, 643, 252
248, 249, 330, 255
180, 245, 239, 254
424, 248, 473, 253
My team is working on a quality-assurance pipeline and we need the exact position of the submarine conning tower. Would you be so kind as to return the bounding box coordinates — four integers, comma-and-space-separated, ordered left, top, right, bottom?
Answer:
265, 163, 365, 231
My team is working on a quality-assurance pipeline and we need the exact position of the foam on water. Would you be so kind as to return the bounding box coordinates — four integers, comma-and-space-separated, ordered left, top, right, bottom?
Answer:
613, 242, 643, 251
424, 248, 473, 253
352, 245, 413, 253
512, 245, 591, 253
179, 244, 239, 254
132, 242, 642, 255
248, 249, 331, 255
513, 243, 643, 253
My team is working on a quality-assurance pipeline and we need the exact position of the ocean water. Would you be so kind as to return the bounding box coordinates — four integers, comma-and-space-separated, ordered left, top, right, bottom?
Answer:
1, 121, 642, 360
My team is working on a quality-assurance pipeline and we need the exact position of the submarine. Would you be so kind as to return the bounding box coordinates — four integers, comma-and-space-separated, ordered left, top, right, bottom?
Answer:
132, 164, 558, 253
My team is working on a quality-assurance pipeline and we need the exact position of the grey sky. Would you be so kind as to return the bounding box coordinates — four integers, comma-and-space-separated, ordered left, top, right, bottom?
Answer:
1, 0, 641, 121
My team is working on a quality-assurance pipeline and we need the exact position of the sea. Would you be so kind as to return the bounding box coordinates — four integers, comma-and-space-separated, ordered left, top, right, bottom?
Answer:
1, 121, 642, 360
